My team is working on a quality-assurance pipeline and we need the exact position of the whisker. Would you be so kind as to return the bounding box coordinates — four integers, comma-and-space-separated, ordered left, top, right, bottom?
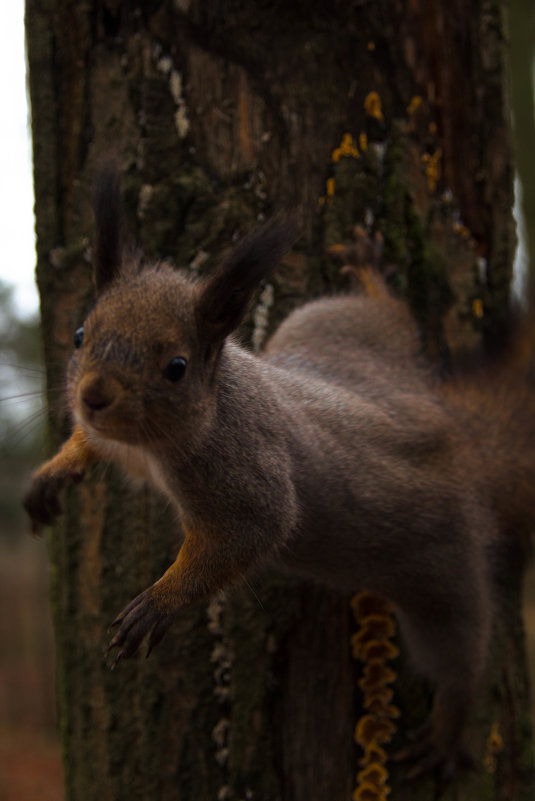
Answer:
0, 391, 47, 403
242, 577, 266, 612
0, 363, 46, 375
0, 359, 67, 374
4, 404, 46, 430
0, 385, 64, 402
3, 408, 47, 447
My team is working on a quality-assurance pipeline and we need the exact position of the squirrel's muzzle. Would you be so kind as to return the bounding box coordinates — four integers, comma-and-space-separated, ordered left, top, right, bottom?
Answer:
78, 373, 121, 415
75, 372, 140, 443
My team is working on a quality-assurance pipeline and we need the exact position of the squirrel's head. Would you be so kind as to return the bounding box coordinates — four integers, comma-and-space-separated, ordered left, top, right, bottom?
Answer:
67, 166, 296, 449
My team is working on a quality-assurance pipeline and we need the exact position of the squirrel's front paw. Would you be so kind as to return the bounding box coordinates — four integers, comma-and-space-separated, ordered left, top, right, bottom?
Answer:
107, 588, 173, 666
23, 472, 66, 534
23, 467, 85, 535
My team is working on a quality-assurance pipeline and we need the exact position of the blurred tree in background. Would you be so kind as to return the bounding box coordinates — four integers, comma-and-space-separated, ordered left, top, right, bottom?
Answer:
0, 282, 43, 538
0, 282, 60, 800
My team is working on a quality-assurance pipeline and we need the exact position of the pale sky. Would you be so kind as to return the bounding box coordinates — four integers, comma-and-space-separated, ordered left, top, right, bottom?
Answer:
0, 1, 38, 319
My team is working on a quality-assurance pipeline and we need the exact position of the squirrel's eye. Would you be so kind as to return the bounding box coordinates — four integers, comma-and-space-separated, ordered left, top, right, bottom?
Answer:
164, 356, 187, 382
74, 326, 85, 349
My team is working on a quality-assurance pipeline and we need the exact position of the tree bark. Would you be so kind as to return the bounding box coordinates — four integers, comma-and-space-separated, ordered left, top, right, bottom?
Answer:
25, 1, 534, 799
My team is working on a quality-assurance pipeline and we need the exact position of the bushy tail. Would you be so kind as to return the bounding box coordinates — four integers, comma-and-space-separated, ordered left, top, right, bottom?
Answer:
441, 317, 535, 556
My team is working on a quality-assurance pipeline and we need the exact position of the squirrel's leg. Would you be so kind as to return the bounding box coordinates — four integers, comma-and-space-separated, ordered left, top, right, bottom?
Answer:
23, 423, 98, 534
108, 522, 257, 664
395, 678, 477, 783
393, 581, 490, 782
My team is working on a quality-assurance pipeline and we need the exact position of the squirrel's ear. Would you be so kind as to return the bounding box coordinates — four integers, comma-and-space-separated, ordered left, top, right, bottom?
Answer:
93, 164, 122, 294
196, 218, 297, 344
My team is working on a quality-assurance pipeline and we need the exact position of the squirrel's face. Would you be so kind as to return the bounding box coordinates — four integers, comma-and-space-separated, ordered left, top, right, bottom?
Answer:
69, 166, 294, 451
67, 269, 213, 449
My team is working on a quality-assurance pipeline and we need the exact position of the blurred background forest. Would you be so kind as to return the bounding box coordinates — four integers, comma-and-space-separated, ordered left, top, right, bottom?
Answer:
0, 0, 534, 799
0, 282, 62, 800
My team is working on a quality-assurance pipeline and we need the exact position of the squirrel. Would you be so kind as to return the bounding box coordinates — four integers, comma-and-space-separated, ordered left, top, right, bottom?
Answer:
23, 166, 535, 782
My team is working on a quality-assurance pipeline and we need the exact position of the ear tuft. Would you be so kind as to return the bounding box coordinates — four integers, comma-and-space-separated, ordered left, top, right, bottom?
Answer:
197, 218, 298, 343
93, 162, 122, 294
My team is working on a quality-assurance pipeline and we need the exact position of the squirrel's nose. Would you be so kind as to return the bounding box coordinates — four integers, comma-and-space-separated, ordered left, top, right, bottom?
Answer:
79, 374, 119, 413
82, 387, 111, 411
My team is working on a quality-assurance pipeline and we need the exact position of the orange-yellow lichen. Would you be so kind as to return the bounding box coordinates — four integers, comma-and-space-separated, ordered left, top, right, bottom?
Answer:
359, 741, 388, 767
472, 298, 484, 319
362, 686, 395, 710
356, 762, 389, 788
359, 132, 368, 152
332, 132, 360, 163
364, 699, 400, 719
351, 591, 398, 799
321, 131, 364, 204
453, 221, 471, 239
364, 92, 384, 121
407, 96, 422, 115
360, 640, 400, 662
421, 148, 442, 192
327, 243, 346, 257
355, 714, 396, 747
367, 41, 376, 52
483, 722, 504, 774
351, 592, 393, 621
359, 660, 397, 694
351, 616, 396, 658
352, 783, 390, 801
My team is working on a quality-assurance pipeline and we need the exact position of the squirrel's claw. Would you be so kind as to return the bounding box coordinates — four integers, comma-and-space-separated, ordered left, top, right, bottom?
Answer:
393, 726, 475, 786
23, 473, 64, 535
23, 464, 86, 535
107, 588, 173, 666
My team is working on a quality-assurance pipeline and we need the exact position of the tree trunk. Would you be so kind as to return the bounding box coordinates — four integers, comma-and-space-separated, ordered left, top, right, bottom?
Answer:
25, 1, 534, 799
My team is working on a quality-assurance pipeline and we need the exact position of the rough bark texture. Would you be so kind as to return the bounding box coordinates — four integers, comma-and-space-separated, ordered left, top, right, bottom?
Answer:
25, 1, 533, 799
